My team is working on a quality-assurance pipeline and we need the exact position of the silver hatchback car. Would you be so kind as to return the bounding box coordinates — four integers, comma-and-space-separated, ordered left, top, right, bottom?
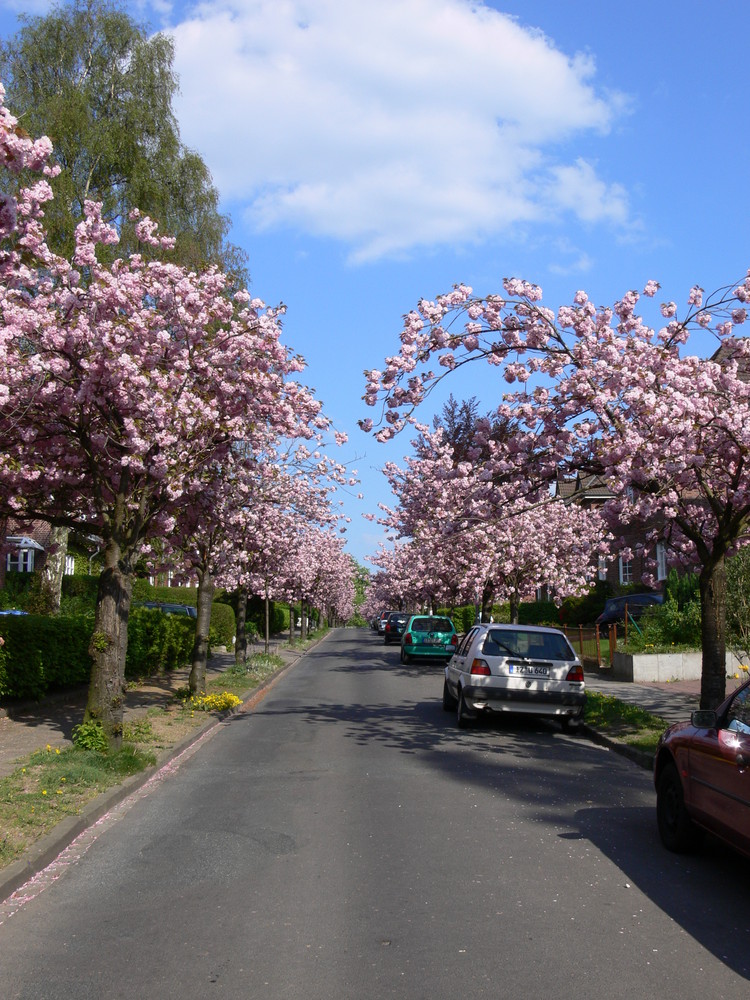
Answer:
443, 623, 586, 729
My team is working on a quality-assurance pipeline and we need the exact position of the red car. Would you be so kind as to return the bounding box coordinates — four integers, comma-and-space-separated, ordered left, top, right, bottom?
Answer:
654, 677, 750, 858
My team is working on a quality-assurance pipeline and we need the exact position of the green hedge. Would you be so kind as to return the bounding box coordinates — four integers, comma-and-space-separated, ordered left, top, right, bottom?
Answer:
125, 607, 194, 677
208, 602, 236, 647
245, 596, 288, 636
0, 613, 93, 700
0, 606, 199, 701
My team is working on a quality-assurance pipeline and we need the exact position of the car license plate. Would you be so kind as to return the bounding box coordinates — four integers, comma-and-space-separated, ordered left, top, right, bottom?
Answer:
509, 663, 549, 677
423, 637, 441, 645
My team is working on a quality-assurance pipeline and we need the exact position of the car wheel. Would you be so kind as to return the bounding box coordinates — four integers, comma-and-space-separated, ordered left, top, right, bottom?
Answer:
400, 648, 411, 664
561, 716, 581, 733
456, 687, 472, 728
656, 761, 702, 853
442, 679, 457, 712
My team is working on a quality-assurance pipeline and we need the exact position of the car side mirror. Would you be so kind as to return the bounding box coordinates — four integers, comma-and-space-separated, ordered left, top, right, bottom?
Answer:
691, 710, 718, 729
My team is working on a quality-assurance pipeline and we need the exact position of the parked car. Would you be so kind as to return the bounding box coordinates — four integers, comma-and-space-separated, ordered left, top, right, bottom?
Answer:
0, 609, 29, 616
384, 612, 410, 644
400, 615, 457, 664
377, 610, 398, 635
141, 601, 197, 619
595, 592, 664, 626
443, 623, 586, 729
654, 678, 750, 859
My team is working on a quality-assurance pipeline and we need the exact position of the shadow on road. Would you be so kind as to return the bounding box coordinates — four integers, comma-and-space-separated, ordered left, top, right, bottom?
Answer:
573, 804, 750, 981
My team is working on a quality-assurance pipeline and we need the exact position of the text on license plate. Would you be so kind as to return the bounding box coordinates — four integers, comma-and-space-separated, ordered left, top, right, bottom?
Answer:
423, 638, 442, 645
509, 663, 549, 677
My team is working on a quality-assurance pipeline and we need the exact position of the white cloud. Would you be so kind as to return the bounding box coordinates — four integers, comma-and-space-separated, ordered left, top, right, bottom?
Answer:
166, 0, 630, 261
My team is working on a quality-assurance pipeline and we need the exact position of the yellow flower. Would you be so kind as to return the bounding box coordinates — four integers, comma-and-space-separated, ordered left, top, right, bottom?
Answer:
55, 748, 60, 754
42, 789, 47, 796
56, 789, 63, 795
46, 744, 51, 751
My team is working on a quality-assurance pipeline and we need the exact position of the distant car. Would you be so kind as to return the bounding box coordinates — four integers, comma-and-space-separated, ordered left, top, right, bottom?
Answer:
654, 678, 750, 859
377, 610, 398, 635
383, 612, 410, 644
141, 601, 197, 619
595, 593, 664, 626
400, 615, 457, 664
0, 609, 29, 615
443, 623, 586, 729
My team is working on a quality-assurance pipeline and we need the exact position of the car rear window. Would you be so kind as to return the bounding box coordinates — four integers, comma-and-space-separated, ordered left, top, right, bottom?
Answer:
482, 629, 574, 661
410, 617, 453, 633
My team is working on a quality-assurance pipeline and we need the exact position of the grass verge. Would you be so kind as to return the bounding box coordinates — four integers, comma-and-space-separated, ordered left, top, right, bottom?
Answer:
0, 651, 284, 873
583, 691, 668, 756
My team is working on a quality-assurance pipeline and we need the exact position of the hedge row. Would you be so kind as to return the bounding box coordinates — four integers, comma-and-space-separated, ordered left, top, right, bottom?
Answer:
0, 602, 233, 702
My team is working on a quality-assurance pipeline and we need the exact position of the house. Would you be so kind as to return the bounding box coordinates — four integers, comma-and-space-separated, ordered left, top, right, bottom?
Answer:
556, 472, 667, 592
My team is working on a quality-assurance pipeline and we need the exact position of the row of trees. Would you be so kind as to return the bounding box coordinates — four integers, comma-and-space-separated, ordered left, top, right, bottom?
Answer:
0, 10, 356, 742
363, 395, 607, 623
362, 276, 750, 710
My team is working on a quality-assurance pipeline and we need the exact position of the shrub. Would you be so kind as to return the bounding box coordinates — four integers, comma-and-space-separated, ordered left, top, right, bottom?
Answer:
125, 607, 194, 677
518, 601, 559, 626
245, 596, 286, 636
558, 582, 612, 626
621, 596, 702, 652
664, 568, 700, 610
209, 602, 236, 648
71, 720, 109, 752
0, 613, 93, 700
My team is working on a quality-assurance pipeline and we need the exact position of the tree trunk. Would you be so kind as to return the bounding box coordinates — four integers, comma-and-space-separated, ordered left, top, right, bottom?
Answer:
300, 598, 308, 640
289, 602, 295, 642
0, 516, 7, 591
264, 579, 270, 655
85, 540, 133, 746
42, 524, 69, 613
188, 568, 214, 695
481, 580, 494, 624
699, 557, 727, 710
509, 590, 520, 625
235, 587, 248, 667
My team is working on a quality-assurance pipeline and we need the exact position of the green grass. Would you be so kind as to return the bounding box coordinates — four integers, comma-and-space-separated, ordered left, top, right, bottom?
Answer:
584, 691, 668, 756
0, 743, 156, 869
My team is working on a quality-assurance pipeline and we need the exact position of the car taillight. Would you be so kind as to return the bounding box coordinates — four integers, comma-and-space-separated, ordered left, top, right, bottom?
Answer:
470, 658, 491, 676
385, 624, 391, 633
566, 665, 584, 682
404, 634, 413, 644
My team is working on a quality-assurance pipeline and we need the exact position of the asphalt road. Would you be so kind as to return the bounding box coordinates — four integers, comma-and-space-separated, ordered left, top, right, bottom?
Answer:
1, 628, 748, 999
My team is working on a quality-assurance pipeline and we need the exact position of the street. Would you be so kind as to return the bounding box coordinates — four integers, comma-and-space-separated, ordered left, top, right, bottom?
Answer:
1, 627, 748, 999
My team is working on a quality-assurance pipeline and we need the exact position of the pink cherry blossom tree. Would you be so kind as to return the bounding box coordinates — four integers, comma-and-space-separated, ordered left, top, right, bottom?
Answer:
0, 89, 332, 738
363, 277, 750, 708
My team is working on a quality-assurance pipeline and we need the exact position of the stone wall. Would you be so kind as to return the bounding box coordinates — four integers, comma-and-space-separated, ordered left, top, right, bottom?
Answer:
611, 649, 749, 682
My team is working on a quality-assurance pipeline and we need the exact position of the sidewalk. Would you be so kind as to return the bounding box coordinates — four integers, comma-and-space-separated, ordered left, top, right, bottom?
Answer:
584, 670, 744, 726
0, 634, 303, 780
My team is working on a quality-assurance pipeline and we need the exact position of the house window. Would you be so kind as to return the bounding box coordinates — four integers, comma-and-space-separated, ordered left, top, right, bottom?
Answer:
64, 554, 76, 576
656, 543, 668, 582
619, 557, 633, 585
598, 555, 607, 581
7, 548, 35, 573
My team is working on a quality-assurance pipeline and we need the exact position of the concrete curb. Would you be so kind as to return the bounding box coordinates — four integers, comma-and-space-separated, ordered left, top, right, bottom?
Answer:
581, 723, 655, 771
0, 638, 320, 904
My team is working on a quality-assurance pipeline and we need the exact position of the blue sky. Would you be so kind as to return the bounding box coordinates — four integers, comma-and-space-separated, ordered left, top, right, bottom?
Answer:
2, 0, 749, 567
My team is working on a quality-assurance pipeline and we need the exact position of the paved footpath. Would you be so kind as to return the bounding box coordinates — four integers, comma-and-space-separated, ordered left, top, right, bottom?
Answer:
585, 670, 744, 726
0, 635, 302, 779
